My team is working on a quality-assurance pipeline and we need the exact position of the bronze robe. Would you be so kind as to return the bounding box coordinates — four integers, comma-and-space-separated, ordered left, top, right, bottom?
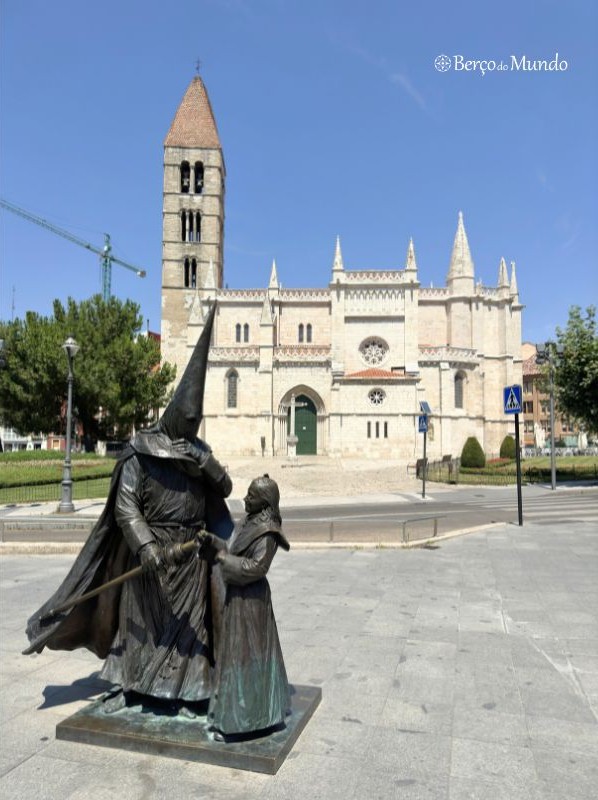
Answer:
25, 433, 233, 704
208, 512, 290, 735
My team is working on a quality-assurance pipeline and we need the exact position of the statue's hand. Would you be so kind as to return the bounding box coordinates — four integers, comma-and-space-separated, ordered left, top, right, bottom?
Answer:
198, 533, 227, 564
172, 438, 211, 465
163, 542, 191, 567
139, 542, 166, 574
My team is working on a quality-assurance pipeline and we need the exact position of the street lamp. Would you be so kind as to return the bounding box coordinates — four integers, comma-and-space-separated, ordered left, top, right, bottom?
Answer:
535, 341, 564, 491
58, 335, 80, 513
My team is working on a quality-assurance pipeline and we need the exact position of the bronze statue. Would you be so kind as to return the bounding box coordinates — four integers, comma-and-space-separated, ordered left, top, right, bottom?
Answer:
24, 305, 234, 718
200, 474, 291, 741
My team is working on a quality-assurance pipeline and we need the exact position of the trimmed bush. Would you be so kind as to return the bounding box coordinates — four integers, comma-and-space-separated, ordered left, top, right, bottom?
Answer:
499, 435, 516, 460
461, 437, 486, 468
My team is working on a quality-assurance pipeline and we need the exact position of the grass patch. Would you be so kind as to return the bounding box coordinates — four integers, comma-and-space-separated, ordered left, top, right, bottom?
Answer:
451, 456, 598, 485
0, 449, 115, 502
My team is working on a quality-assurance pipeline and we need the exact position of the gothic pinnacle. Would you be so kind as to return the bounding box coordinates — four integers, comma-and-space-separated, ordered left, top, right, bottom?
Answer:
448, 211, 475, 280
333, 236, 344, 272
498, 257, 509, 288
405, 237, 417, 272
269, 259, 279, 289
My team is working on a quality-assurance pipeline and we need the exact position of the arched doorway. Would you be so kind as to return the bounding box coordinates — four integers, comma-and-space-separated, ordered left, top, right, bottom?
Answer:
287, 394, 317, 455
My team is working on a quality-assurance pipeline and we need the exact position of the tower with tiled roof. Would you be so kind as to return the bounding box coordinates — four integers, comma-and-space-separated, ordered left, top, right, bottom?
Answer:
161, 76, 225, 376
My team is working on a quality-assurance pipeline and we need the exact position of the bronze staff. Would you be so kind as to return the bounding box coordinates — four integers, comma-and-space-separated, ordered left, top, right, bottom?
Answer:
37, 530, 209, 624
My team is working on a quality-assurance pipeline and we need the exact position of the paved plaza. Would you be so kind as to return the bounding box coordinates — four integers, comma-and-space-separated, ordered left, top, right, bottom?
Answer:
1, 517, 597, 799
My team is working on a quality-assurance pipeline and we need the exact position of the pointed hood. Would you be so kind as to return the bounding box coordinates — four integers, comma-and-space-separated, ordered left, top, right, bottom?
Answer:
164, 76, 221, 148
159, 303, 216, 441
447, 211, 474, 281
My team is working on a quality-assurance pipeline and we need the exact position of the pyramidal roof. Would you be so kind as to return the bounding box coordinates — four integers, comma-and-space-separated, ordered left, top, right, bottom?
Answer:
165, 77, 221, 148
447, 211, 474, 280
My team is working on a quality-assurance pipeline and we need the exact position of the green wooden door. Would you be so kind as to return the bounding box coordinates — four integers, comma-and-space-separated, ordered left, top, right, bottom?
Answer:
288, 395, 317, 455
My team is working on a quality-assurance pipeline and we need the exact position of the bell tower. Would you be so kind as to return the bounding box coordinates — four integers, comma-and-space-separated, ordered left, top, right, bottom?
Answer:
161, 76, 225, 371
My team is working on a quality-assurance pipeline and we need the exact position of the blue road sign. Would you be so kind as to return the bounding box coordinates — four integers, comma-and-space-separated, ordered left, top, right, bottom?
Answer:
503, 384, 523, 414
418, 415, 428, 433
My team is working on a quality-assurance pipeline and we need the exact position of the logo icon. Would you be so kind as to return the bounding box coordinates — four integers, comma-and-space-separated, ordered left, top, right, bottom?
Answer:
434, 54, 452, 73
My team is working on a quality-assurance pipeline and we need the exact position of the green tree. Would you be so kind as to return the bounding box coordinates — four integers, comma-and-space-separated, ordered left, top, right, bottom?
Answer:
555, 306, 598, 436
0, 295, 175, 447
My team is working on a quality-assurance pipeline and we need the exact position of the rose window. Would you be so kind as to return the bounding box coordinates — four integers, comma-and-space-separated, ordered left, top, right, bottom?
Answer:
360, 338, 388, 366
368, 388, 385, 406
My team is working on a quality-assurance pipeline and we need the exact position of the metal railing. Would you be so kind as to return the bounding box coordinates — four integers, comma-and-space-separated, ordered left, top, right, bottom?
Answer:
0, 476, 111, 506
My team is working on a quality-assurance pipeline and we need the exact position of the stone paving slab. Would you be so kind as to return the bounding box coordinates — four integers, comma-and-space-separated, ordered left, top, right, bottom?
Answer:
1, 521, 597, 799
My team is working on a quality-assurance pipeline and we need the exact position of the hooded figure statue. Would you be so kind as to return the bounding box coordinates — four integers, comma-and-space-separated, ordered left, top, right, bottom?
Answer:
24, 303, 234, 717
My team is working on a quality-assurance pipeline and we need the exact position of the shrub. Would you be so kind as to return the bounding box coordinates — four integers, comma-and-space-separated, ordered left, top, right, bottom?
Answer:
461, 437, 486, 468
499, 435, 516, 460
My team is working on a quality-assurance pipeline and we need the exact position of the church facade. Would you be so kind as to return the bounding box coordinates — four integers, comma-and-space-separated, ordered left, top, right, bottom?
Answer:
161, 77, 523, 460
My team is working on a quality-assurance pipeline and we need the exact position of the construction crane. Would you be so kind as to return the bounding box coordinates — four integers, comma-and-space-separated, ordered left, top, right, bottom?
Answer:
0, 198, 146, 302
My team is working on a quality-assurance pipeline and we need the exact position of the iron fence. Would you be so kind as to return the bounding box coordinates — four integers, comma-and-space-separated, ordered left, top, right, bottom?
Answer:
0, 476, 111, 506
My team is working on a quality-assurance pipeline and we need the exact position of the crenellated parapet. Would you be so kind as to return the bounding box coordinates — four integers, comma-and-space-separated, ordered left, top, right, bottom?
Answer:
209, 346, 259, 363
419, 345, 479, 365
342, 270, 411, 283
274, 345, 331, 364
345, 288, 405, 315
279, 289, 330, 301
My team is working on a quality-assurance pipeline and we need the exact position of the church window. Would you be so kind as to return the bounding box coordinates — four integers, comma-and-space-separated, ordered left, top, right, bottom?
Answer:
306, 324, 312, 343
226, 370, 238, 409
188, 212, 194, 242
454, 371, 465, 409
235, 324, 241, 343
194, 162, 204, 194
298, 324, 304, 343
360, 337, 388, 366
190, 258, 197, 288
375, 422, 380, 438
181, 211, 187, 242
367, 422, 371, 438
243, 323, 249, 343
195, 212, 201, 242
384, 422, 388, 438
180, 161, 191, 193
368, 388, 385, 406
184, 258, 190, 287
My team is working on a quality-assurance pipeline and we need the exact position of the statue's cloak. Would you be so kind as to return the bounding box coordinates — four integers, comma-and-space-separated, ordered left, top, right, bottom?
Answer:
24, 443, 234, 659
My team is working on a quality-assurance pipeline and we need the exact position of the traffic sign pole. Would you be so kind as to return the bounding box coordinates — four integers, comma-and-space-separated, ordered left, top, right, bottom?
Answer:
422, 427, 427, 499
503, 384, 524, 526
515, 413, 523, 526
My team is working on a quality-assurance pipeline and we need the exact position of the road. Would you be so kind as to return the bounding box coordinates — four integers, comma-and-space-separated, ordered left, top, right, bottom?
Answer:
277, 484, 598, 543
1, 484, 595, 545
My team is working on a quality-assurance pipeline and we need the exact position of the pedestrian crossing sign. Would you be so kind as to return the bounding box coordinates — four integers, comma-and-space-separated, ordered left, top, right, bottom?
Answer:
418, 415, 428, 433
503, 384, 523, 414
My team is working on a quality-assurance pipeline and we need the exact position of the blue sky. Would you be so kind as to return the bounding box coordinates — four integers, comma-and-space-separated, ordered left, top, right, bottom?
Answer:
1, 0, 596, 344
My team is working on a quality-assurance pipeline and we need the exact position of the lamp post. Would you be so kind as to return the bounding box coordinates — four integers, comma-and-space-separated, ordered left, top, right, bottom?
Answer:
535, 341, 564, 491
58, 335, 79, 513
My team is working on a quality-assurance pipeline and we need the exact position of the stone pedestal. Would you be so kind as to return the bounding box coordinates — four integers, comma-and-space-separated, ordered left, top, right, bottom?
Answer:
286, 434, 298, 459
55, 684, 321, 775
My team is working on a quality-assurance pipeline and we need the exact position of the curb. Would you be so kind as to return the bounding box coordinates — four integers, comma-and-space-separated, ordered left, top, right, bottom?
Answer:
0, 523, 506, 555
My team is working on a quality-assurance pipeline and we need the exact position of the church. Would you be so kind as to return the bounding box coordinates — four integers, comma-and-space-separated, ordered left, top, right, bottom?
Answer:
160, 77, 523, 460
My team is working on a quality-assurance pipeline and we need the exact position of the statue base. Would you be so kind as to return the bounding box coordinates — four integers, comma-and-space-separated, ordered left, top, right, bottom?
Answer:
55, 684, 321, 774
